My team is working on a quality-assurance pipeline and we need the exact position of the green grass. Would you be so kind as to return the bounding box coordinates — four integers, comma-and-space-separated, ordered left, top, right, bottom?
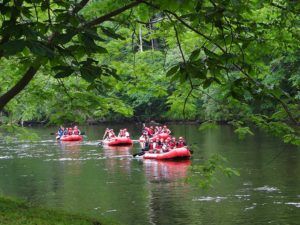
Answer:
0, 197, 118, 225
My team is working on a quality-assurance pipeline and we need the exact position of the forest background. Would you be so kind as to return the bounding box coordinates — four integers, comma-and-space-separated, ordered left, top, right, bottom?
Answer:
0, 0, 299, 145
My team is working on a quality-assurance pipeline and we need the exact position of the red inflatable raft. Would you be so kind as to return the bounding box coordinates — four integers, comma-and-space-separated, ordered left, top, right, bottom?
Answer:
102, 137, 133, 146
143, 147, 191, 160
60, 135, 83, 142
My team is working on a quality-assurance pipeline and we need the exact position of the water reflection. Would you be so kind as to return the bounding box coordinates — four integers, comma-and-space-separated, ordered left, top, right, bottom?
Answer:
58, 141, 81, 151
143, 160, 192, 225
103, 145, 133, 175
143, 160, 191, 182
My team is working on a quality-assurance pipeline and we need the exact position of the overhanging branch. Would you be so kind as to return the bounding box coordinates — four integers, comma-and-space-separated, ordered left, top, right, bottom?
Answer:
0, 0, 144, 111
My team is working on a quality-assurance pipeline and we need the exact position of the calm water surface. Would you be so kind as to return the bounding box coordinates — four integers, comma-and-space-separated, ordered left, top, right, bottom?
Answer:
0, 124, 299, 225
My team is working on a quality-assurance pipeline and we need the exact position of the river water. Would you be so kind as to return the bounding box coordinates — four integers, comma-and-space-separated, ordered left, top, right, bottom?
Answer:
0, 124, 299, 225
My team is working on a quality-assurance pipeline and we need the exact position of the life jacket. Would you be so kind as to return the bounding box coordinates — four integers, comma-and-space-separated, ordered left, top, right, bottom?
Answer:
169, 141, 176, 149
176, 141, 186, 148
143, 127, 149, 134
148, 128, 154, 136
149, 142, 154, 150
68, 129, 73, 135
58, 129, 64, 136
73, 129, 79, 135
108, 131, 115, 138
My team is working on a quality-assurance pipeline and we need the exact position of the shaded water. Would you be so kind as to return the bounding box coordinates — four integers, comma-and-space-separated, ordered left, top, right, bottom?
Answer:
0, 124, 299, 225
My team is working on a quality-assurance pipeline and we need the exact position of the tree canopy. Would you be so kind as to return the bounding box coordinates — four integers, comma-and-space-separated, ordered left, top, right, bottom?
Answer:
0, 0, 299, 144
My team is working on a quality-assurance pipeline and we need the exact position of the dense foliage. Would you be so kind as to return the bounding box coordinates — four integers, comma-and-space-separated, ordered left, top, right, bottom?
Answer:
0, 0, 299, 144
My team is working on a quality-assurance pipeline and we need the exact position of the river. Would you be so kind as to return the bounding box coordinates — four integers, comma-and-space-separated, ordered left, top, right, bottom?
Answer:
0, 124, 299, 225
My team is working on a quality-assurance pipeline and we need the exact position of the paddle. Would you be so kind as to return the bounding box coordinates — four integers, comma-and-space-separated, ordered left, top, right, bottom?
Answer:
132, 145, 150, 157
133, 151, 145, 157
102, 129, 109, 140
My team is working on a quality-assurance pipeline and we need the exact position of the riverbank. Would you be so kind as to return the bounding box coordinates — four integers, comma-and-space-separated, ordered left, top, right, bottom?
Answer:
0, 197, 117, 225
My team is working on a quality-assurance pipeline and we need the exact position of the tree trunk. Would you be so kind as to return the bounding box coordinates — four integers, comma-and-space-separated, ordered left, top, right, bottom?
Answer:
150, 22, 155, 51
0, 65, 40, 111
139, 25, 143, 52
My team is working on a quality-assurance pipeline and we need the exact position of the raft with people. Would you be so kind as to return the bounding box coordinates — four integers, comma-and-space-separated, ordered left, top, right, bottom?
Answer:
135, 124, 192, 160
102, 137, 133, 146
101, 128, 133, 146
143, 147, 191, 160
55, 125, 83, 141
60, 135, 83, 142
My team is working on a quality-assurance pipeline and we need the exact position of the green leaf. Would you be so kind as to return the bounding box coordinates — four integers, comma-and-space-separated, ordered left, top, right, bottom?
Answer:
54, 66, 74, 78
27, 41, 54, 58
52, 31, 77, 45
80, 65, 102, 82
101, 26, 125, 40
95, 45, 108, 54
54, 71, 73, 78
203, 78, 213, 89
203, 47, 219, 59
189, 48, 201, 61
41, 0, 49, 11
0, 40, 26, 56
84, 28, 106, 41
166, 65, 179, 77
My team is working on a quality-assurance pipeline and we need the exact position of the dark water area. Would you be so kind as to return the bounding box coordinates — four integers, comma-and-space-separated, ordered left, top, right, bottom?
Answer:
0, 124, 299, 225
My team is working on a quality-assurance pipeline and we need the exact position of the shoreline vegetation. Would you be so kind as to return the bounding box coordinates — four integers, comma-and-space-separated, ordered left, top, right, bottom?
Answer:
0, 196, 117, 225
15, 119, 226, 127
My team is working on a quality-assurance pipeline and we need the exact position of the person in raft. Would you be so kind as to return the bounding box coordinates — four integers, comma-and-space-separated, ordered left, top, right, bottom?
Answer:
124, 128, 130, 138
103, 128, 116, 140
139, 133, 149, 149
118, 129, 125, 137
56, 126, 65, 139
176, 137, 187, 148
162, 125, 171, 134
67, 127, 73, 135
73, 126, 81, 135
169, 137, 177, 149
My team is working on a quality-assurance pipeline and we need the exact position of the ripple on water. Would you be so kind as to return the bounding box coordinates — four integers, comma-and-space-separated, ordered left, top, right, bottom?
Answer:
285, 202, 300, 208
102, 209, 117, 214
192, 196, 227, 202
254, 185, 280, 192
244, 203, 257, 211
0, 156, 12, 159
234, 194, 251, 200
243, 182, 253, 186
83, 141, 100, 146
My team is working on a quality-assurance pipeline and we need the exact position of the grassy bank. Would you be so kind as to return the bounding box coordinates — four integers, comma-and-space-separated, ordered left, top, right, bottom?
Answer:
0, 197, 117, 225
